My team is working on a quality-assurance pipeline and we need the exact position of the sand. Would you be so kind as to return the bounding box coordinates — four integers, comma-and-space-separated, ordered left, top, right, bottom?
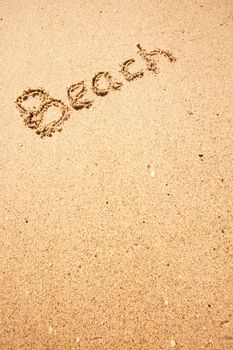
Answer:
0, 0, 233, 349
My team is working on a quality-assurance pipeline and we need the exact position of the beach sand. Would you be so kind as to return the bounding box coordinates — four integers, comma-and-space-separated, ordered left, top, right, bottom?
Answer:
0, 0, 233, 349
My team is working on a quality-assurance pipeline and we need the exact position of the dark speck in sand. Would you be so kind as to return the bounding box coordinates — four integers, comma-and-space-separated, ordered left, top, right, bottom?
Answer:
199, 154, 204, 161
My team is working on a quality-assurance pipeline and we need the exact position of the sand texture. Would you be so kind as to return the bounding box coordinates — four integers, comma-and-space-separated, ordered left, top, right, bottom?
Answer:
0, 0, 233, 349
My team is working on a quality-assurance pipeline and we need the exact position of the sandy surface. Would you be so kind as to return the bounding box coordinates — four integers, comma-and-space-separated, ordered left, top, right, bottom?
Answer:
0, 0, 233, 349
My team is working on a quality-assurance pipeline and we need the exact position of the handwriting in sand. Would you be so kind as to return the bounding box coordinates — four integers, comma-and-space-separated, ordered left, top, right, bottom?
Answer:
15, 44, 176, 138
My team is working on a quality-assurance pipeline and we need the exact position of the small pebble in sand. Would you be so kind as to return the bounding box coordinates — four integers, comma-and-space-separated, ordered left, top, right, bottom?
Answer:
171, 339, 176, 347
150, 170, 156, 177
113, 9, 117, 12
49, 326, 53, 334
76, 337, 80, 343
164, 300, 169, 305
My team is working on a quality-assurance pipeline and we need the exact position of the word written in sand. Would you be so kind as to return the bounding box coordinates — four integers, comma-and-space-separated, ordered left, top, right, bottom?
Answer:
15, 44, 176, 138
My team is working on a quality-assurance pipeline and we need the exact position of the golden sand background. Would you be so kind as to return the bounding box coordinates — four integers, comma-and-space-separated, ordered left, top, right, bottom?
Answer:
0, 0, 233, 349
